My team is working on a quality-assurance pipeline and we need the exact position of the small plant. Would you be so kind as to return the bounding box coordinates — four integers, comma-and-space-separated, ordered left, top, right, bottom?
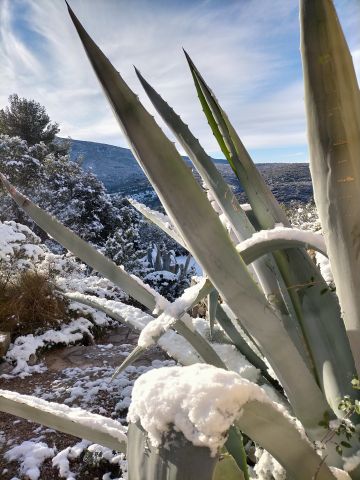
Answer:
143, 242, 194, 300
0, 268, 69, 339
317, 380, 360, 459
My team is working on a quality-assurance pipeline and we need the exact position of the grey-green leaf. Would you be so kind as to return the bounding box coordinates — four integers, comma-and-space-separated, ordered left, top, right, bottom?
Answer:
0, 389, 127, 453
300, 0, 360, 374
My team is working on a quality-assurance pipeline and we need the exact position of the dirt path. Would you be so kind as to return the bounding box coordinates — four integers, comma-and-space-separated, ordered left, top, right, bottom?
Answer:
0, 325, 172, 479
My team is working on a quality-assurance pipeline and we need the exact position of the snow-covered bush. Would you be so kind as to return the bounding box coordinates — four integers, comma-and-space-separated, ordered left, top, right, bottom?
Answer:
103, 196, 146, 274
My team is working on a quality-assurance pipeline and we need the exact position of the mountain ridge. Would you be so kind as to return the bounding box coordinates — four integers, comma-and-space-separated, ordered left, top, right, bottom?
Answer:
67, 138, 313, 206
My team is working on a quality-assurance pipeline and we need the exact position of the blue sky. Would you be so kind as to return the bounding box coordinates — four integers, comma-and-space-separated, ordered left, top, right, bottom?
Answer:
0, 0, 359, 163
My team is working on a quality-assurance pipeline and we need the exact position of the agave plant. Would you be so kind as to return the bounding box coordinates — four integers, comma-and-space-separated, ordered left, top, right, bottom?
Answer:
1, 0, 360, 478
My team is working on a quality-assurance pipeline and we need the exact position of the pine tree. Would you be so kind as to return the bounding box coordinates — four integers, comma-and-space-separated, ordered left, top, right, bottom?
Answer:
0, 94, 59, 146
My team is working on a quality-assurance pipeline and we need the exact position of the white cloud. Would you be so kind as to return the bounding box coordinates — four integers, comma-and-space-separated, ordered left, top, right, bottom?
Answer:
0, 0, 358, 157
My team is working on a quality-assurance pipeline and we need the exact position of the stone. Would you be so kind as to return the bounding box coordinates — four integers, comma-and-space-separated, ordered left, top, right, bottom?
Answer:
0, 331, 11, 358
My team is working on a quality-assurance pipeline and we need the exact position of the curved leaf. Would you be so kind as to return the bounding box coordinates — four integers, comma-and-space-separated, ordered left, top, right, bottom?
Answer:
301, 0, 360, 373
128, 198, 187, 250
236, 227, 327, 264
135, 70, 304, 354
0, 389, 127, 452
236, 399, 339, 477
127, 422, 219, 480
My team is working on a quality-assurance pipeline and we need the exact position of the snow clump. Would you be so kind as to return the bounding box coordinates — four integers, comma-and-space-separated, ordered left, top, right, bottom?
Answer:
128, 363, 276, 456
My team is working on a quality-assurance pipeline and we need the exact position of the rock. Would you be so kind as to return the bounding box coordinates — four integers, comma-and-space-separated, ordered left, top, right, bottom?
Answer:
0, 331, 11, 358
27, 353, 38, 366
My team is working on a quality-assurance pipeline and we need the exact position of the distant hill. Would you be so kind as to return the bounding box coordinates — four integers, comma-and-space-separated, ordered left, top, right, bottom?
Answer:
68, 138, 313, 206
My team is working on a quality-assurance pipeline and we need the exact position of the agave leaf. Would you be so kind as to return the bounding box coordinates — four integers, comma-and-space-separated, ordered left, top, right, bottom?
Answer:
207, 290, 218, 340
213, 453, 245, 480
135, 68, 254, 244
185, 52, 358, 415
236, 398, 339, 477
0, 389, 127, 452
128, 198, 187, 250
112, 345, 145, 380
66, 3, 330, 434
300, 0, 360, 373
215, 304, 279, 389
223, 425, 249, 479
236, 227, 327, 264
127, 422, 219, 480
184, 50, 288, 229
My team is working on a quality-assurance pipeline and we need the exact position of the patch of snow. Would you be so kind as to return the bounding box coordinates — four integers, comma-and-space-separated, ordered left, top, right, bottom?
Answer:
236, 226, 326, 257
3, 299, 118, 377
240, 203, 252, 212
330, 467, 352, 480
33, 356, 176, 420
138, 278, 207, 347
5, 317, 95, 377
52, 440, 90, 479
87, 444, 126, 468
254, 448, 286, 480
128, 363, 281, 456
343, 449, 360, 472
4, 440, 55, 480
144, 270, 177, 282
0, 222, 26, 260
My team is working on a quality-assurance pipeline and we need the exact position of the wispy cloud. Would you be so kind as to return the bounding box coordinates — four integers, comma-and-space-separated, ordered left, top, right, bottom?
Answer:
0, 0, 358, 161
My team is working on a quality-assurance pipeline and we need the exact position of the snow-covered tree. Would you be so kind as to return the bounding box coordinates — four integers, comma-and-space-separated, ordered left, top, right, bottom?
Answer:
0, 94, 59, 146
0, 135, 145, 273
104, 196, 146, 273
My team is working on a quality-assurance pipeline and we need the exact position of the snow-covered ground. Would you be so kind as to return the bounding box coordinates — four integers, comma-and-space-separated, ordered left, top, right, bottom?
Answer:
0, 322, 175, 479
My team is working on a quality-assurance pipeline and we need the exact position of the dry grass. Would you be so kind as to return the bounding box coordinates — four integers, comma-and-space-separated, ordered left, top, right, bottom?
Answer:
0, 268, 69, 339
